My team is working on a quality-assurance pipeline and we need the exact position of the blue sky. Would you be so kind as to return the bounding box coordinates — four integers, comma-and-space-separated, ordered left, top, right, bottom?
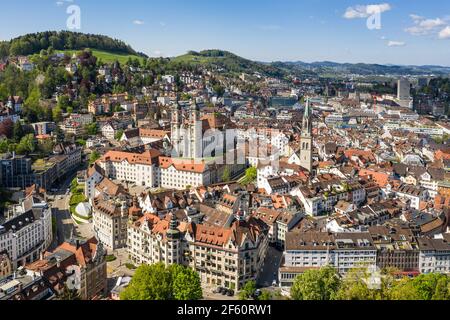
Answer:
0, 0, 449, 66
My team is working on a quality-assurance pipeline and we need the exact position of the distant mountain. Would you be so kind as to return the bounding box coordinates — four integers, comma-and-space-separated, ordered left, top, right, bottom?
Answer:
274, 60, 450, 76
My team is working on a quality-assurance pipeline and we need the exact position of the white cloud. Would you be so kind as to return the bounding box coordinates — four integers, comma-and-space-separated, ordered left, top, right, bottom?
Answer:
343, 3, 392, 19
410, 14, 424, 21
405, 16, 446, 36
56, 0, 73, 6
153, 50, 165, 57
439, 26, 450, 39
133, 20, 145, 25
387, 41, 406, 47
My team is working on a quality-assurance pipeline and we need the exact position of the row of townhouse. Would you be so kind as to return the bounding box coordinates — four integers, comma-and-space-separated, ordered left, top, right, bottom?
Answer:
279, 230, 450, 287
253, 207, 304, 248
127, 212, 269, 291
0, 144, 82, 190
91, 186, 270, 291
280, 232, 377, 287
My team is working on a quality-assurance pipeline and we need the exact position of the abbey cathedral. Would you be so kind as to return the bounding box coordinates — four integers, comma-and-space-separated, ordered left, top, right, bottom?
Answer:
170, 102, 237, 160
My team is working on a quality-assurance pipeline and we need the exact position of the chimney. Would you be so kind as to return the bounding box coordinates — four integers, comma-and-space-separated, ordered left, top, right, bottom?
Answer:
56, 256, 61, 268
76, 240, 80, 250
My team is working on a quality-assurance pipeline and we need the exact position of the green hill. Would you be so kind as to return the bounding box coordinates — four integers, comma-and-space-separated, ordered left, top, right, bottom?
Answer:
171, 50, 286, 78
56, 49, 145, 65
0, 31, 147, 59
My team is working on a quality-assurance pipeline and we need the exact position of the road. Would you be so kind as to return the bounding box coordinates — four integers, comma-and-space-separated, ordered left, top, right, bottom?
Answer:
48, 173, 77, 249
257, 245, 283, 288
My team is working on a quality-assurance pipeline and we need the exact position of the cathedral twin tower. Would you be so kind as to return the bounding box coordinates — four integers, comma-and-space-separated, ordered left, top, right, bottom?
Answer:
170, 99, 313, 173
171, 102, 202, 160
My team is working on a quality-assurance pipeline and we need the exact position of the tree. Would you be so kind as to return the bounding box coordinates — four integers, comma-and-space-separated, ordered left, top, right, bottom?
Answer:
410, 273, 449, 300
170, 264, 203, 300
334, 268, 377, 300
258, 290, 272, 301
239, 281, 257, 300
57, 95, 71, 112
222, 167, 231, 182
0, 139, 9, 153
15, 134, 36, 155
120, 263, 202, 301
52, 106, 63, 123
242, 167, 257, 185
432, 277, 450, 300
115, 129, 124, 141
180, 93, 192, 101
12, 121, 24, 143
213, 84, 225, 97
389, 278, 422, 300
85, 123, 98, 136
291, 266, 341, 300
89, 150, 101, 164
58, 284, 81, 301
120, 263, 173, 300
54, 126, 65, 144
37, 139, 55, 156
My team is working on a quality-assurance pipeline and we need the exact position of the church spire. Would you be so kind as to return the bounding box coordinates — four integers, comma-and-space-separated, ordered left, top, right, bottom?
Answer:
302, 98, 312, 137
299, 98, 313, 173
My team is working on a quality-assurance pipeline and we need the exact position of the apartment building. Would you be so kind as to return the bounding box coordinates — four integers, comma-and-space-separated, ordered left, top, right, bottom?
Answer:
0, 274, 56, 300
127, 213, 186, 266
0, 195, 52, 269
128, 212, 269, 290
25, 237, 107, 300
369, 225, 419, 271
68, 113, 94, 126
279, 232, 377, 287
92, 197, 129, 250
418, 237, 450, 274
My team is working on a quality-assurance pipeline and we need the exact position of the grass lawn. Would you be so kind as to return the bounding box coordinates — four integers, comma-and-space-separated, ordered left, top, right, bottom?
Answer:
171, 54, 217, 65
70, 194, 87, 206
56, 49, 146, 65
106, 255, 117, 263
125, 263, 137, 270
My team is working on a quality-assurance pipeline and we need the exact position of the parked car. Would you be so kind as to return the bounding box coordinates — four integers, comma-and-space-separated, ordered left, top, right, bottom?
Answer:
213, 287, 223, 294
252, 289, 262, 299
226, 289, 234, 297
